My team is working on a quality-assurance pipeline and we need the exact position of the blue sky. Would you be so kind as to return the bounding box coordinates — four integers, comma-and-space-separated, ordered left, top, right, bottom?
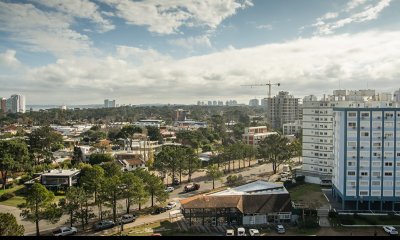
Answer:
1, 0, 400, 105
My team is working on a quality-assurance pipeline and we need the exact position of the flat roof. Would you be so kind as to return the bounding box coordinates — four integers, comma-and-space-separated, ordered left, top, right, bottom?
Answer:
42, 169, 80, 177
210, 180, 288, 196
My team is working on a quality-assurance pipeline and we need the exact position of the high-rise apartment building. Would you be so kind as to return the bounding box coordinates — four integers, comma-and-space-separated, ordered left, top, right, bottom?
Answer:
249, 98, 259, 107
0, 98, 6, 113
8, 94, 25, 113
265, 91, 300, 130
394, 89, 400, 102
104, 99, 116, 108
332, 104, 400, 211
174, 109, 190, 121
302, 89, 394, 184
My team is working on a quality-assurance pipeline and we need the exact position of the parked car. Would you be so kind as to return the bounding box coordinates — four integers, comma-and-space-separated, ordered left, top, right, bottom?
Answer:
184, 183, 200, 192
249, 229, 260, 236
275, 224, 285, 234
164, 186, 174, 192
93, 220, 115, 231
153, 206, 167, 214
52, 227, 77, 236
237, 227, 246, 236
165, 201, 177, 210
383, 226, 398, 235
117, 214, 136, 224
226, 229, 235, 236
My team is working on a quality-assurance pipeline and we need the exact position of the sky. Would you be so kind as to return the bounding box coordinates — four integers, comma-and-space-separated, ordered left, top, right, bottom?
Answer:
1, 0, 400, 105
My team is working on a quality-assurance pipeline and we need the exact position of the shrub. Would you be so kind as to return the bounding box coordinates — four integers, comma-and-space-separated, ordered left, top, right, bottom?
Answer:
328, 210, 338, 218
0, 192, 15, 201
338, 215, 355, 225
295, 175, 305, 183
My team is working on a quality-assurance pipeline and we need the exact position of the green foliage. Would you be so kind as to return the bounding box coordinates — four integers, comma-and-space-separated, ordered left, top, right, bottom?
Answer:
0, 192, 15, 201
299, 215, 320, 229
328, 210, 338, 219
0, 139, 30, 190
28, 126, 63, 164
89, 153, 114, 165
295, 175, 305, 183
226, 174, 244, 186
21, 183, 62, 236
146, 126, 163, 143
258, 133, 293, 174
206, 164, 223, 189
0, 212, 24, 236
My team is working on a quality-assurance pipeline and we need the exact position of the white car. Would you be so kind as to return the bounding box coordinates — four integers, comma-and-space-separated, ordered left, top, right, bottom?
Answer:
164, 186, 174, 192
276, 224, 285, 234
52, 227, 77, 236
383, 226, 398, 235
165, 201, 177, 210
226, 229, 235, 236
237, 227, 246, 236
249, 229, 260, 236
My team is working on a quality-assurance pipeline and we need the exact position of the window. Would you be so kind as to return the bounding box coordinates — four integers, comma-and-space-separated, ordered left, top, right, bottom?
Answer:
371, 190, 381, 196
347, 181, 356, 187
348, 122, 356, 128
348, 161, 355, 167
372, 161, 381, 167
348, 112, 357, 117
359, 191, 368, 196
361, 112, 370, 117
372, 171, 381, 177
360, 181, 369, 186
383, 181, 393, 187
361, 132, 369, 137
371, 180, 380, 186
384, 162, 393, 167
347, 171, 356, 176
360, 171, 368, 176
383, 190, 393, 196
384, 172, 393, 176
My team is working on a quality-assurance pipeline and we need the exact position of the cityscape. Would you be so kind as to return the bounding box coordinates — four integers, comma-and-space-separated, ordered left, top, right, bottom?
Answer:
1, 0, 400, 237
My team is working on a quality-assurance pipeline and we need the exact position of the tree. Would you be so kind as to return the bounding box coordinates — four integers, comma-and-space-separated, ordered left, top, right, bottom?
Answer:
89, 153, 114, 165
121, 172, 148, 214
135, 170, 166, 207
258, 134, 293, 174
101, 162, 123, 222
79, 165, 105, 203
291, 139, 302, 163
206, 164, 223, 189
71, 146, 83, 166
0, 212, 24, 236
59, 186, 81, 227
20, 183, 62, 236
28, 126, 64, 165
118, 125, 142, 150
0, 139, 30, 190
146, 126, 163, 143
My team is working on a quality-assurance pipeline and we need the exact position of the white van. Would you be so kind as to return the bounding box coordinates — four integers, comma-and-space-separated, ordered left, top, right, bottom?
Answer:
237, 227, 246, 236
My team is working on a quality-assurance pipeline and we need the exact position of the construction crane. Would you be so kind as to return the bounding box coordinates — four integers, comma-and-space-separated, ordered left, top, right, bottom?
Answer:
241, 81, 281, 98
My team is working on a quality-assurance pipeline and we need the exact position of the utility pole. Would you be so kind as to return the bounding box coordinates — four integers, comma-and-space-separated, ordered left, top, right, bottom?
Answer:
241, 81, 281, 98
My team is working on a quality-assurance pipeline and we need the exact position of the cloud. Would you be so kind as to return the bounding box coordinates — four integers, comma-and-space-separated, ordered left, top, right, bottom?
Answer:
311, 0, 392, 35
0, 50, 21, 69
103, 0, 253, 35
8, 30, 399, 104
168, 35, 212, 51
32, 0, 115, 33
0, 2, 93, 58
255, 24, 273, 30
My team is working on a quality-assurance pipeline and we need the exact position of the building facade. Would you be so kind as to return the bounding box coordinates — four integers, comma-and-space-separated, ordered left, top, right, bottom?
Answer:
332, 106, 400, 211
6, 94, 25, 113
265, 91, 300, 131
249, 98, 259, 107
282, 120, 302, 136
301, 89, 391, 184
104, 99, 116, 108
242, 126, 277, 146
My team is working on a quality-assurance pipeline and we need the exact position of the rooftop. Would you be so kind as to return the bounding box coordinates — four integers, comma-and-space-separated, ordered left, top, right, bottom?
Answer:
41, 169, 80, 177
210, 180, 288, 196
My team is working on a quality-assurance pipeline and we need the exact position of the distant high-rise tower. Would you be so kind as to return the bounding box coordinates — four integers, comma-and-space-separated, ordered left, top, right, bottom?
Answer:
0, 98, 6, 113
9, 94, 25, 113
249, 98, 259, 107
265, 91, 300, 130
174, 109, 190, 121
104, 99, 116, 108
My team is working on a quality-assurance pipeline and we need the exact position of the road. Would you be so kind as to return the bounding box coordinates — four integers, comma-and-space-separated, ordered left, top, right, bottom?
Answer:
1, 158, 283, 236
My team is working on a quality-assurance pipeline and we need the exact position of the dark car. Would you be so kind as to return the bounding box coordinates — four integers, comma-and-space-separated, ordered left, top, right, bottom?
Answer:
153, 207, 167, 214
172, 178, 180, 185
93, 220, 115, 231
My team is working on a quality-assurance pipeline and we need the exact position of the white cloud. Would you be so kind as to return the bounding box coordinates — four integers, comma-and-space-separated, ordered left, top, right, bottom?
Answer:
311, 0, 392, 35
0, 50, 21, 69
32, 0, 115, 33
255, 24, 273, 30
103, 0, 253, 35
168, 35, 212, 51
0, 2, 93, 58
13, 30, 400, 104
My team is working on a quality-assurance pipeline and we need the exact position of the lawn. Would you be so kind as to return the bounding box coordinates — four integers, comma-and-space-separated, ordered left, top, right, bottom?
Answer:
288, 183, 328, 208
117, 220, 180, 236
0, 184, 65, 207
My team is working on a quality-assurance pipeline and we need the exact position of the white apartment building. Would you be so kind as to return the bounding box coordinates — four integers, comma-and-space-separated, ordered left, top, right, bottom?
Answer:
301, 89, 392, 184
282, 120, 302, 136
8, 94, 25, 113
242, 126, 277, 146
332, 104, 400, 211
